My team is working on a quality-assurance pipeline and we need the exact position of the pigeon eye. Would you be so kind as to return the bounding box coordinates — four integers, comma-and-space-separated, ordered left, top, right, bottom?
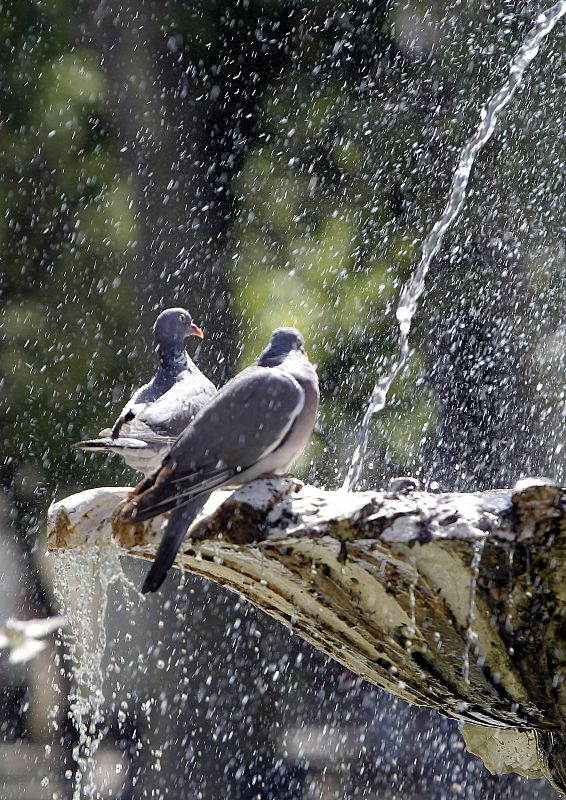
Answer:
179, 314, 186, 322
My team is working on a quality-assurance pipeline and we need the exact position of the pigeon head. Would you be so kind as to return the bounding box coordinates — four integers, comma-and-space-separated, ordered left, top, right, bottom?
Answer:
257, 327, 306, 366
153, 308, 204, 348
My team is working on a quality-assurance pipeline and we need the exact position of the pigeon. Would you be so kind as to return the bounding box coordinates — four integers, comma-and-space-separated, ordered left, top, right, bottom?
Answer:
119, 327, 319, 593
0, 616, 66, 664
75, 308, 217, 475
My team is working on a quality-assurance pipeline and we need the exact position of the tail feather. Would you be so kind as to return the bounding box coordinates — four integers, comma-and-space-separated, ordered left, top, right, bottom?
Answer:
141, 495, 210, 593
74, 437, 149, 451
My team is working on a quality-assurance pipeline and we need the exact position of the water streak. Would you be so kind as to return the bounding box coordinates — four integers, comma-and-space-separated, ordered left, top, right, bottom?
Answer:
54, 545, 124, 800
462, 538, 486, 684
344, 0, 566, 491
408, 575, 417, 638
505, 545, 516, 638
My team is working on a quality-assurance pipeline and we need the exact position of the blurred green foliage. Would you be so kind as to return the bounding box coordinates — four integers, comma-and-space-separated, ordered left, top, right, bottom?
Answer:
0, 0, 139, 525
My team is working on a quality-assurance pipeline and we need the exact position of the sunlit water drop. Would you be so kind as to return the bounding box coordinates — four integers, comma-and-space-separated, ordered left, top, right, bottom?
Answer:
344, 0, 566, 491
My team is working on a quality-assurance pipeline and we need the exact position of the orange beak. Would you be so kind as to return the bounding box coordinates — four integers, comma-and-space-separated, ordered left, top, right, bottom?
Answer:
191, 323, 204, 339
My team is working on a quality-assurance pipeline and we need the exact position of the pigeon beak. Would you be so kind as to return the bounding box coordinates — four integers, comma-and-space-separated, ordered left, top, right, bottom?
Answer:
191, 323, 205, 339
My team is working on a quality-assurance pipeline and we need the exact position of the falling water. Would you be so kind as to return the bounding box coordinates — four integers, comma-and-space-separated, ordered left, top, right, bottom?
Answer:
462, 538, 487, 684
407, 575, 417, 643
505, 546, 516, 638
343, 0, 566, 491
53, 545, 125, 800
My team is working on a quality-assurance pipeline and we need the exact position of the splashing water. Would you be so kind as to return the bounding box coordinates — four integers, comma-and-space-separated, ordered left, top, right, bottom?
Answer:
343, 0, 566, 491
53, 544, 126, 800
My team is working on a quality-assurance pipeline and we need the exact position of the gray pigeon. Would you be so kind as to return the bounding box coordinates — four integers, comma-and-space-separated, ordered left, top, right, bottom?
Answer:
119, 327, 319, 593
75, 308, 217, 475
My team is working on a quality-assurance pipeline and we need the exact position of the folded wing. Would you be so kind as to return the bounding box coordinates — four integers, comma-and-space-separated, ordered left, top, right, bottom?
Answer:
75, 373, 217, 473
134, 375, 217, 438
121, 366, 305, 522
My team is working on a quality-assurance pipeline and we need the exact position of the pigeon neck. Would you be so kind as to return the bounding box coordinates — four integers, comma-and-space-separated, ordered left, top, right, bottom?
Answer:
257, 355, 281, 368
156, 343, 190, 373
257, 349, 298, 369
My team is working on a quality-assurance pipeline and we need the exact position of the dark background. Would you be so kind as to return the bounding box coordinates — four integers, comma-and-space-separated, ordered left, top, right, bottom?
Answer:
0, 0, 565, 797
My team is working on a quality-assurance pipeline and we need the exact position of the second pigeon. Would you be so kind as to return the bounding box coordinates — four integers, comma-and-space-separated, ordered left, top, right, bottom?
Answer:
75, 307, 217, 475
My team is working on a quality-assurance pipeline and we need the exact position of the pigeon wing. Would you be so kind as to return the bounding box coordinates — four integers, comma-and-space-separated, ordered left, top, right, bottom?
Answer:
123, 366, 304, 521
109, 379, 157, 438
135, 375, 217, 438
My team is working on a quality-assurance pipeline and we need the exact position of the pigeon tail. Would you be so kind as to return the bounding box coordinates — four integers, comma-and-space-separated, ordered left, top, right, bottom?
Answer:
73, 437, 150, 451
141, 495, 209, 593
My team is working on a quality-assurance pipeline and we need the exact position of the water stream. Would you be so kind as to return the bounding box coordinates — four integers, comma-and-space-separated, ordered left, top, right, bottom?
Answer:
54, 545, 125, 800
343, 0, 566, 491
462, 538, 487, 684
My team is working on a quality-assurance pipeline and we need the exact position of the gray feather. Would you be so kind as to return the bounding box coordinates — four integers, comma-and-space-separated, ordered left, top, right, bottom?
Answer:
125, 327, 319, 591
